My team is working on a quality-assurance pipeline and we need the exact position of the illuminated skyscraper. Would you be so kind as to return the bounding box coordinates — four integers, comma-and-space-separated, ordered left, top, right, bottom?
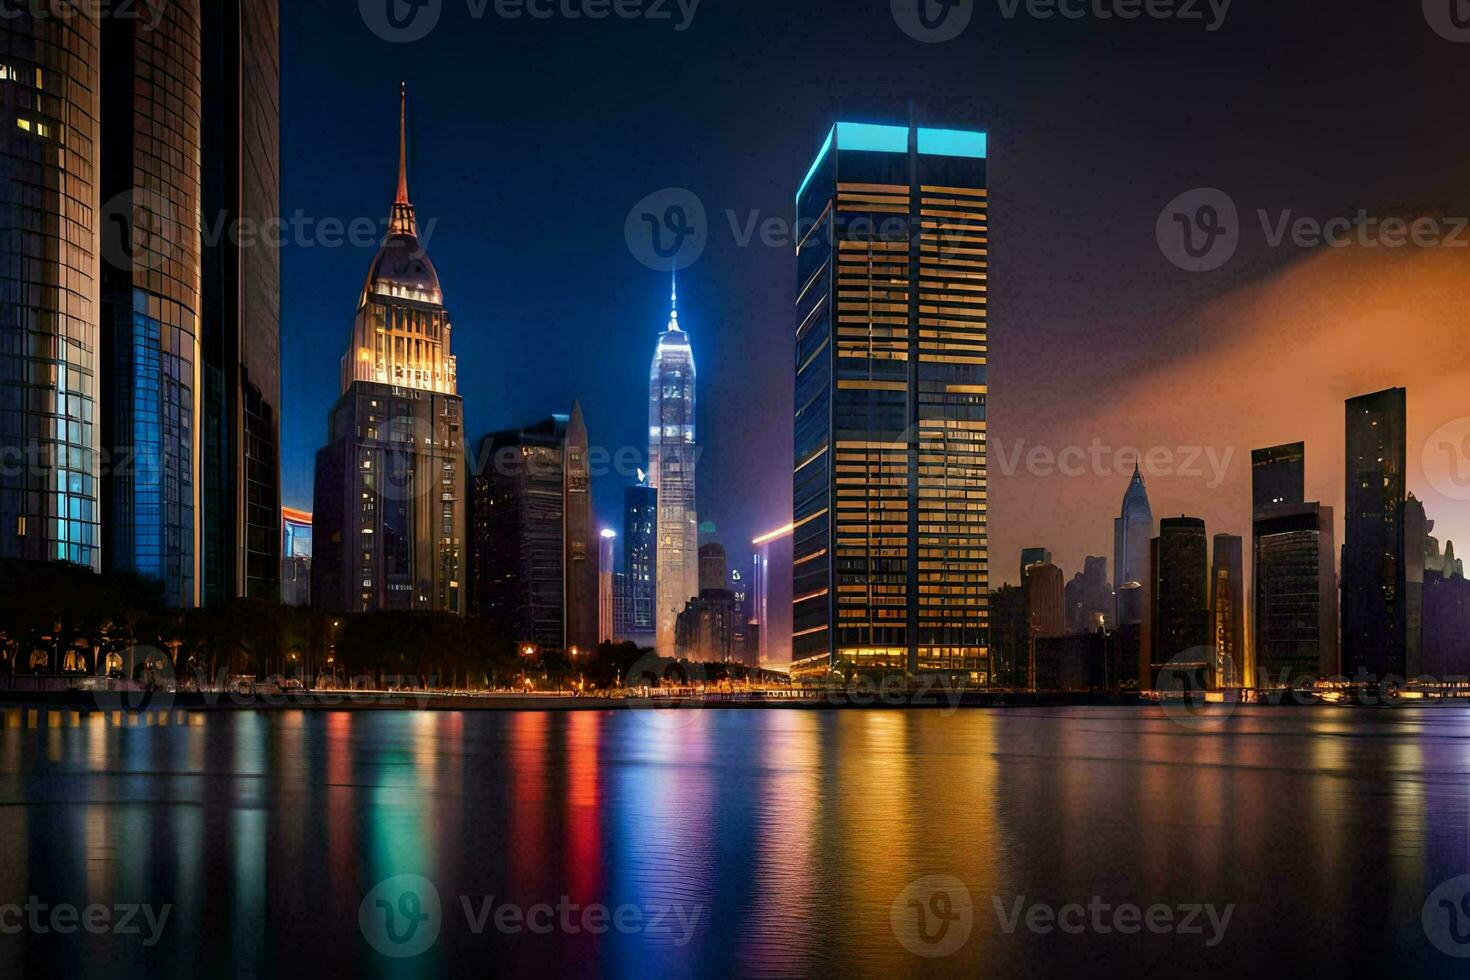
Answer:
792, 122, 990, 679
649, 277, 698, 652
312, 87, 464, 615
599, 529, 616, 644
99, 1, 207, 607
619, 482, 657, 638
0, 11, 102, 571
1210, 533, 1244, 687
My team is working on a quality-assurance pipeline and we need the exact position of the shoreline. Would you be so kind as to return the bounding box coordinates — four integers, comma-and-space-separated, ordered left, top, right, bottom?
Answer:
0, 690, 1456, 713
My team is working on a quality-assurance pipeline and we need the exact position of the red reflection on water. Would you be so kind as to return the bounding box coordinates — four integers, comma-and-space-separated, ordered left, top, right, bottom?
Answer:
510, 712, 550, 898
565, 712, 602, 903
326, 713, 355, 884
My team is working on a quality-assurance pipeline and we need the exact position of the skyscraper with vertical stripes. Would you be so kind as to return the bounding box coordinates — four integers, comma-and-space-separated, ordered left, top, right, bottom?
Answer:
649, 278, 698, 653
791, 122, 989, 679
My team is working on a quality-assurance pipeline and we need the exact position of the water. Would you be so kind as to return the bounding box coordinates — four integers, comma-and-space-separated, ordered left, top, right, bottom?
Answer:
0, 705, 1467, 977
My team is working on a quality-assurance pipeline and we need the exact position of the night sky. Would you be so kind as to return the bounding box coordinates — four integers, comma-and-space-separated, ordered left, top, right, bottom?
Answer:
280, 1, 1470, 590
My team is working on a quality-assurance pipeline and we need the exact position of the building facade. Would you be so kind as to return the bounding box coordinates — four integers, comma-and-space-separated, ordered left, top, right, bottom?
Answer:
200, 0, 282, 605
699, 542, 727, 595
1113, 463, 1153, 623
312, 88, 464, 616
1254, 503, 1337, 688
1210, 533, 1244, 688
751, 522, 793, 670
469, 410, 596, 653
1148, 517, 1210, 691
281, 507, 311, 607
99, 1, 207, 607
0, 10, 102, 572
1065, 555, 1112, 635
1252, 442, 1305, 512
618, 482, 657, 639
1341, 388, 1414, 680
792, 122, 989, 679
649, 278, 698, 652
599, 529, 616, 645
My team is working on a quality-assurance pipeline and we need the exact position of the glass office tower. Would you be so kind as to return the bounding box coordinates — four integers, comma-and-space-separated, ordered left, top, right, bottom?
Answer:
621, 483, 657, 636
649, 278, 698, 653
100, 1, 205, 607
200, 0, 282, 605
1342, 387, 1413, 680
792, 122, 989, 679
0, 12, 102, 571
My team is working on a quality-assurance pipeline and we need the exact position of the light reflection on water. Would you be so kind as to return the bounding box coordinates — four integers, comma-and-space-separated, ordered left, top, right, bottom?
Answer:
0, 706, 1466, 977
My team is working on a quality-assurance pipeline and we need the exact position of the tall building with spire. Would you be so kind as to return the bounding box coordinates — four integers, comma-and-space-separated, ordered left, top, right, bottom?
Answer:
312, 86, 465, 615
649, 276, 698, 651
1113, 462, 1153, 623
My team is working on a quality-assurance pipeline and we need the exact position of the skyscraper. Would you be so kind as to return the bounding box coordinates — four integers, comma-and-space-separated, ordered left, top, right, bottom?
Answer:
1148, 517, 1210, 691
1210, 533, 1244, 688
470, 412, 595, 653
1065, 556, 1113, 635
312, 87, 465, 615
752, 522, 794, 669
1254, 502, 1337, 688
1251, 438, 1337, 688
0, 11, 102, 572
2, 1, 281, 603
620, 482, 657, 639
649, 277, 697, 652
599, 529, 616, 645
200, 0, 282, 605
1251, 442, 1305, 511
99, 1, 207, 607
563, 403, 598, 654
1113, 463, 1153, 622
699, 542, 727, 595
791, 121, 989, 679
1341, 387, 1414, 679
1020, 547, 1052, 583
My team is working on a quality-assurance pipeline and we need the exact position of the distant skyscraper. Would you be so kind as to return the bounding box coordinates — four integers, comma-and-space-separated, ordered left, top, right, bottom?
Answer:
649, 277, 697, 652
1148, 517, 1210, 691
470, 413, 592, 652
1252, 442, 1305, 511
1065, 556, 1113, 635
200, 0, 282, 605
1020, 548, 1052, 583
1254, 502, 1337, 688
1210, 534, 1244, 687
1113, 463, 1153, 624
699, 542, 727, 595
0, 11, 102, 572
620, 482, 657, 638
563, 404, 598, 653
100, 2, 209, 607
1025, 563, 1066, 640
599, 530, 617, 645
312, 88, 464, 615
792, 121, 989, 678
1341, 388, 1414, 679
752, 522, 794, 669
281, 508, 312, 607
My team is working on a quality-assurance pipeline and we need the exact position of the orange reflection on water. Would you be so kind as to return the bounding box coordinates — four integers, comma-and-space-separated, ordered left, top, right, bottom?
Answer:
510, 712, 550, 898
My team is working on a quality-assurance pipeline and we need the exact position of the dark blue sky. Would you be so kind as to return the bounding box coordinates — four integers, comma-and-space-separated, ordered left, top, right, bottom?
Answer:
280, 1, 1470, 580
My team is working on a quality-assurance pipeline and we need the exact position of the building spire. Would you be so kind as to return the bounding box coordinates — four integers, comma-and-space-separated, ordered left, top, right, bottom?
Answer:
667, 269, 679, 332
390, 82, 417, 238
